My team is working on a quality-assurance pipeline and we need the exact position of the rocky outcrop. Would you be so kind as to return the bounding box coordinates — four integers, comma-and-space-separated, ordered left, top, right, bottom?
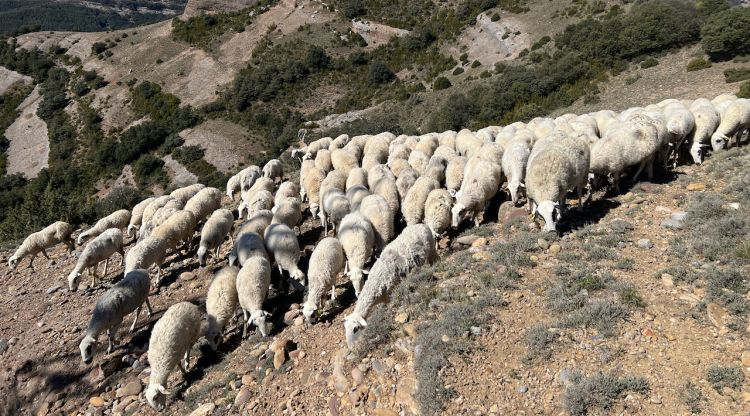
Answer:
182, 0, 259, 18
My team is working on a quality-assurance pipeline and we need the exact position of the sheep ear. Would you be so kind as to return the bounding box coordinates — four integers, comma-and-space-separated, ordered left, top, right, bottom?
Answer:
519, 183, 526, 188
358, 317, 368, 327
362, 269, 369, 275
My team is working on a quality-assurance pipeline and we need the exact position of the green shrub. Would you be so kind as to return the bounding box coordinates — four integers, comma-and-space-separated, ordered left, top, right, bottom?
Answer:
452, 67, 465, 75
724, 67, 750, 83
564, 371, 649, 416
640, 57, 658, 68
739, 80, 750, 98
471, 60, 481, 68
706, 365, 744, 391
433, 76, 452, 90
531, 35, 551, 51
701, 7, 750, 61
491, 13, 500, 21
680, 381, 705, 414
337, 0, 367, 19
367, 61, 396, 84
687, 57, 712, 71
132, 153, 168, 188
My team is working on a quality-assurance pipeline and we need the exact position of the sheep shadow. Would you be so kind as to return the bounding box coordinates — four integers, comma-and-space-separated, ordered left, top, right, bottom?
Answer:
558, 198, 621, 234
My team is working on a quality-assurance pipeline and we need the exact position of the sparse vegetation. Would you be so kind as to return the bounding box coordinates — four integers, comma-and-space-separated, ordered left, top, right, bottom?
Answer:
640, 57, 658, 68
564, 371, 649, 416
687, 57, 712, 71
724, 67, 750, 83
681, 381, 706, 414
706, 365, 744, 392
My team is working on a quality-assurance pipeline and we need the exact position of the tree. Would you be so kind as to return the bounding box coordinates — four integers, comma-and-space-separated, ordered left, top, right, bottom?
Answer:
368, 62, 395, 85
701, 7, 750, 61
433, 77, 452, 90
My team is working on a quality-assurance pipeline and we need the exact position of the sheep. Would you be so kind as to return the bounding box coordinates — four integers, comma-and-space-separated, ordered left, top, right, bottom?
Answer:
433, 145, 456, 161
302, 165, 325, 219
274, 181, 300, 207
68, 228, 125, 291
315, 149, 333, 173
226, 173, 242, 200
9, 221, 74, 270
662, 102, 696, 166
711, 99, 750, 151
79, 269, 152, 364
402, 177, 440, 226
424, 155, 447, 185
125, 236, 168, 279
526, 133, 590, 231
263, 223, 305, 286
184, 187, 222, 223
367, 164, 395, 189
445, 156, 467, 196
145, 302, 201, 411
244, 189, 274, 215
363, 135, 389, 165
239, 165, 262, 193
318, 170, 347, 226
204, 266, 240, 350
170, 183, 205, 206
331, 148, 358, 176
243, 177, 275, 204
271, 197, 302, 229
321, 189, 351, 235
387, 143, 411, 165
236, 256, 272, 338
688, 99, 721, 164
415, 135, 438, 157
437, 130, 457, 149
343, 140, 363, 162
263, 159, 284, 182
388, 158, 412, 178
151, 210, 197, 252
338, 212, 374, 297
451, 155, 503, 228
424, 189, 453, 242
197, 209, 234, 266
344, 224, 436, 349
303, 137, 332, 160
302, 237, 345, 322
235, 210, 273, 239
346, 167, 368, 190
407, 150, 430, 175
138, 199, 184, 240
140, 196, 174, 230
359, 194, 394, 252
346, 184, 370, 211
456, 129, 483, 158
501, 138, 531, 204
623, 114, 664, 181
329, 134, 350, 151
77, 209, 131, 245
228, 231, 268, 267
372, 175, 400, 218
396, 168, 419, 202
127, 197, 155, 238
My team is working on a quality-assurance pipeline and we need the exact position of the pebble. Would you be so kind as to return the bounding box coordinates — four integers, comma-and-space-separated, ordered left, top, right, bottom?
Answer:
686, 182, 706, 191
46, 285, 61, 294
234, 388, 252, 407
284, 309, 301, 322
537, 239, 549, 250
403, 323, 417, 338
89, 396, 106, 407
707, 303, 729, 328
115, 380, 142, 398
661, 273, 674, 288
179, 271, 195, 281
741, 351, 750, 367
530, 255, 539, 262
169, 281, 181, 290
0, 339, 7, 355
188, 403, 216, 416
394, 312, 409, 324
273, 349, 286, 369
549, 244, 561, 254
660, 219, 683, 229
637, 239, 653, 249
241, 374, 255, 386
516, 385, 528, 394
649, 395, 662, 404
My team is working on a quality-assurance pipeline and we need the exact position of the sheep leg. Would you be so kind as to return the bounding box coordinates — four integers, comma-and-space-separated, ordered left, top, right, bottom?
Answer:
577, 186, 584, 209
145, 298, 153, 317
41, 249, 49, 260
632, 161, 645, 182
106, 323, 120, 353
119, 249, 125, 266
103, 258, 109, 276
330, 284, 336, 301
27, 254, 36, 271
91, 265, 99, 288
646, 158, 654, 180
242, 309, 249, 339
181, 350, 191, 374
129, 306, 141, 333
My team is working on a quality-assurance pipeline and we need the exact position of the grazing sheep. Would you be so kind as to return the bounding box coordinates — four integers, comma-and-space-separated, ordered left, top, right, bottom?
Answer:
424, 189, 453, 241
151, 210, 197, 252
662, 102, 696, 166
711, 99, 750, 150
274, 181, 300, 207
236, 257, 272, 338
331, 148, 358, 176
204, 266, 240, 350
321, 189, 351, 235
226, 173, 242, 200
264, 223, 305, 286
343, 140, 364, 162
388, 158, 412, 178
228, 231, 268, 267
346, 168, 368, 190
235, 210, 273, 238
78, 209, 131, 245
239, 165, 262, 193
138, 199, 183, 241
388, 143, 411, 165
451, 155, 503, 228
303, 137, 332, 160
526, 133, 590, 231
245, 189, 274, 214
302, 237, 345, 322
432, 145, 456, 162
68, 228, 125, 291
145, 302, 201, 411
415, 135, 439, 157
372, 175, 400, 218
184, 187, 222, 223
346, 184, 370, 211
197, 209, 234, 266
445, 156, 467, 196
170, 183, 205, 206
127, 197, 155, 238
315, 149, 333, 173
9, 221, 74, 270
302, 165, 325, 219
337, 212, 374, 297
263, 159, 284, 182
424, 155, 447, 185
363, 136, 390, 164
456, 129, 483, 158
329, 134, 350, 151
79, 269, 152, 364
124, 236, 168, 279
271, 197, 302, 229
396, 168, 419, 202
688, 99, 721, 164
408, 150, 430, 175
402, 177, 440, 226
502, 139, 531, 204
359, 195, 394, 252
140, 196, 174, 230
344, 224, 437, 349
437, 130, 457, 149
367, 164, 395, 189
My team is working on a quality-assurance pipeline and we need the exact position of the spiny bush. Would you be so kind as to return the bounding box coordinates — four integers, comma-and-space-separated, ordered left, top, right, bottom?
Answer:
564, 371, 649, 415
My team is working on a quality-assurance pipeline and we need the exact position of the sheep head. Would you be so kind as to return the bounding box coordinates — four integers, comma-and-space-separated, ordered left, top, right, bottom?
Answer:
79, 335, 97, 364
68, 271, 82, 291
690, 142, 708, 165
197, 246, 208, 266
451, 202, 467, 228
346, 268, 368, 297
536, 200, 559, 232
344, 313, 368, 350
8, 256, 18, 270
710, 132, 728, 152
250, 310, 272, 337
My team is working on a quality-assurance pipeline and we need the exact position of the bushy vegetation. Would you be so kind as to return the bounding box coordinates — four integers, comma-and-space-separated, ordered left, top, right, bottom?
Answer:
171, 1, 277, 49
724, 67, 750, 83
687, 57, 712, 71
172, 145, 229, 188
700, 6, 750, 61
706, 365, 744, 391
739, 80, 750, 98
640, 57, 658, 69
564, 371, 649, 415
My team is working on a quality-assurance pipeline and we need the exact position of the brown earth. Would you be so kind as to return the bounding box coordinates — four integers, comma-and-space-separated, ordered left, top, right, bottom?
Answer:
4, 85, 49, 179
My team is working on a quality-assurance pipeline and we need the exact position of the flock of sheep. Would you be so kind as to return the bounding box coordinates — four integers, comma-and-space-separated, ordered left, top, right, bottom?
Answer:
5, 93, 750, 411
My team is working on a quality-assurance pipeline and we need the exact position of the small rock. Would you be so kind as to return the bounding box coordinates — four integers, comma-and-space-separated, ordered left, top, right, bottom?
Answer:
46, 285, 61, 295
0, 339, 7, 355
89, 396, 106, 407
169, 281, 181, 290
470, 326, 482, 336
549, 244, 561, 254
741, 351, 750, 367
489, 404, 499, 413
471, 237, 487, 247
188, 403, 216, 416
273, 349, 285, 369
687, 182, 706, 191
241, 374, 254, 386
728, 202, 740, 210
516, 385, 528, 394
498, 202, 527, 223
394, 312, 409, 324
36, 321, 44, 328
179, 271, 195, 281
637, 239, 653, 249
441, 335, 450, 343
741, 392, 750, 403
351, 368, 364, 385
8, 337, 18, 346
649, 395, 662, 404
530, 255, 539, 262
537, 239, 549, 250
234, 388, 252, 407
403, 323, 417, 338
707, 303, 729, 328
671, 211, 688, 222
455, 235, 479, 245
283, 309, 300, 323
115, 380, 141, 398
661, 219, 683, 229
661, 273, 674, 288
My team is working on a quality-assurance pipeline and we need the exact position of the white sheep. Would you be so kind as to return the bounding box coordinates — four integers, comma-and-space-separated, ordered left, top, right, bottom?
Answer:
140, 196, 174, 230
501, 138, 531, 204
329, 134, 350, 150
263, 223, 305, 286
139, 199, 183, 241
302, 237, 345, 322
274, 181, 300, 207
331, 148, 358, 176
271, 196, 302, 230
184, 187, 222, 223
388, 143, 411, 166
9, 221, 74, 270
236, 210, 273, 238
424, 189, 453, 242
77, 209, 131, 245
437, 130, 457, 149
145, 302, 201, 411
408, 150, 430, 176
526, 133, 590, 231
445, 156, 467, 196
337, 212, 374, 297
367, 164, 395, 189
151, 210, 197, 252
239, 165, 262, 193
321, 188, 351, 235
226, 173, 242, 200
303, 137, 332, 160
344, 224, 436, 349
197, 209, 235, 266
302, 165, 325, 219
236, 256, 272, 338
451, 155, 503, 228
402, 176, 440, 226
346, 167, 368, 190
204, 266, 240, 350
662, 102, 696, 166
346, 184, 370, 212
456, 129, 483, 158
372, 175, 400, 218
68, 228, 125, 291
433, 145, 456, 162
396, 168, 419, 202
244, 189, 274, 215
263, 159, 284, 182
388, 158, 412, 178
124, 235, 168, 279
711, 99, 750, 151
315, 149, 333, 173
688, 99, 721, 164
228, 231, 268, 267
169, 183, 205, 206
127, 197, 155, 238
424, 155, 447, 185
79, 269, 152, 364
359, 194, 394, 252
343, 139, 364, 162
